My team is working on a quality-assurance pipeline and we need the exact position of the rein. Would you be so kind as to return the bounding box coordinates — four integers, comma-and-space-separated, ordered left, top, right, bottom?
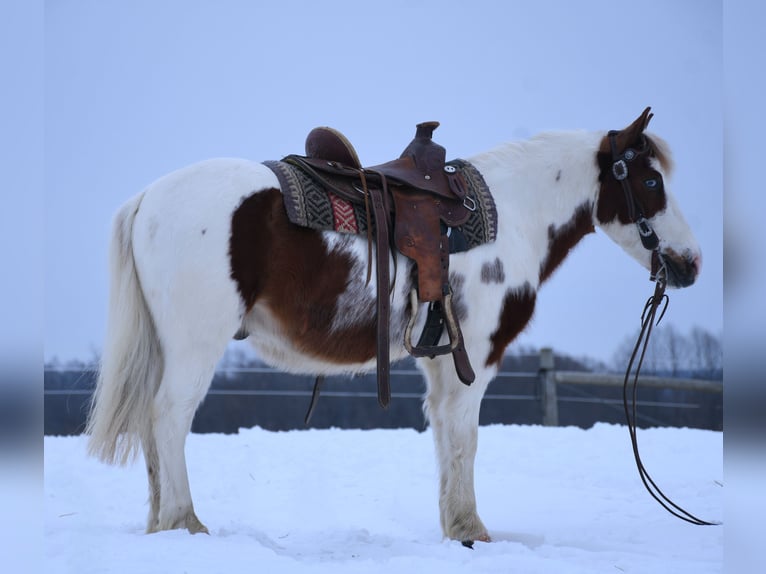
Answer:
608, 132, 719, 526
623, 271, 717, 525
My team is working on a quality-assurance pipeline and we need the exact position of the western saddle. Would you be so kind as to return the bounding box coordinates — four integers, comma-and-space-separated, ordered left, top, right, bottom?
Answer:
283, 122, 476, 408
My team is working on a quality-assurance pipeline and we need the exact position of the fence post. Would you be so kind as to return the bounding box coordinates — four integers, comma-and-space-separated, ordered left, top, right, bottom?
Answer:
539, 347, 559, 426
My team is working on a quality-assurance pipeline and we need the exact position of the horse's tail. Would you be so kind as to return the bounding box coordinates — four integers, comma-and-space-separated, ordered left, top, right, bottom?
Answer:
86, 191, 163, 466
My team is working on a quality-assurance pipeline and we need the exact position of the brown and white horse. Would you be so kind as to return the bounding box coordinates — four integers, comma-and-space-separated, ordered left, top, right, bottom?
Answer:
86, 108, 701, 544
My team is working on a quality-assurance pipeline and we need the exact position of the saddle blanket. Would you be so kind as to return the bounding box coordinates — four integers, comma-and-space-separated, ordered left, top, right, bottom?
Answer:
263, 158, 498, 250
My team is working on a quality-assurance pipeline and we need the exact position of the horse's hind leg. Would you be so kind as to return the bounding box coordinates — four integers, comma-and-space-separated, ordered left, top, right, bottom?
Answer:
142, 431, 161, 533
150, 346, 224, 534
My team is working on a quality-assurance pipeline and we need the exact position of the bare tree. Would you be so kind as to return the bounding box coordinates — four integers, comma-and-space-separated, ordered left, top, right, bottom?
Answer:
611, 324, 719, 376
690, 326, 723, 374
660, 323, 695, 376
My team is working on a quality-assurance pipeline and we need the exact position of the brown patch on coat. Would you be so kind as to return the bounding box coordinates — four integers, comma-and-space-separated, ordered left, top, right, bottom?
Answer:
539, 203, 595, 283
485, 284, 536, 366
595, 107, 669, 225
229, 188, 378, 364
480, 258, 505, 284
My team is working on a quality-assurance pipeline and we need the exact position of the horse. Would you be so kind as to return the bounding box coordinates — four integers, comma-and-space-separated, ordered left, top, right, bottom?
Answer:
86, 107, 701, 545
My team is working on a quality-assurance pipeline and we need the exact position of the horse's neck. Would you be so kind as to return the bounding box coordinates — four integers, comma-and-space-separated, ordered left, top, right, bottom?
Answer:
468, 130, 602, 287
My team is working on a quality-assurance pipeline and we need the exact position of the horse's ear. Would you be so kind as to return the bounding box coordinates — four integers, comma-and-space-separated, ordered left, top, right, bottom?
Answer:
616, 107, 653, 150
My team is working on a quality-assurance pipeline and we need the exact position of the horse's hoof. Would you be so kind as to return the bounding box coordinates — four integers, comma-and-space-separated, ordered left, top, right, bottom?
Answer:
186, 514, 209, 535
476, 532, 491, 543
459, 532, 491, 548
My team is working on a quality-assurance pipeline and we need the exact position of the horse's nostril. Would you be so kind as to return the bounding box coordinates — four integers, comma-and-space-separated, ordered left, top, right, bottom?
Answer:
661, 251, 700, 288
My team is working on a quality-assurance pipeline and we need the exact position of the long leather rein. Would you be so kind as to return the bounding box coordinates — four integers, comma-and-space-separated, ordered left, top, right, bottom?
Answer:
608, 132, 719, 526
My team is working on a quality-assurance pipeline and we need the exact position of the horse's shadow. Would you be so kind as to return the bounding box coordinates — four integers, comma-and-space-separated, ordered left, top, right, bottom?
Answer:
217, 526, 405, 561
489, 530, 546, 550
215, 525, 546, 560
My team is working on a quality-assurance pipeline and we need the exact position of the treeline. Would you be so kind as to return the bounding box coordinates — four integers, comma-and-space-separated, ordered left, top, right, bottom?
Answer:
45, 324, 723, 380
610, 325, 722, 379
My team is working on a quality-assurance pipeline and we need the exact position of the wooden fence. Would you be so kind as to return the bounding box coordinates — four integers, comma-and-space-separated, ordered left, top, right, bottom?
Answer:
536, 348, 722, 427
43, 350, 722, 435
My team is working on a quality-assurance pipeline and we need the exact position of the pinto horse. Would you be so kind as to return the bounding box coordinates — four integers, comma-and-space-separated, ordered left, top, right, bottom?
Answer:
86, 108, 701, 544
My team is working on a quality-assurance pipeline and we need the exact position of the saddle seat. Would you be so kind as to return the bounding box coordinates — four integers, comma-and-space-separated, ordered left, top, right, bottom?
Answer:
305, 126, 362, 169
305, 122, 470, 200
284, 122, 477, 407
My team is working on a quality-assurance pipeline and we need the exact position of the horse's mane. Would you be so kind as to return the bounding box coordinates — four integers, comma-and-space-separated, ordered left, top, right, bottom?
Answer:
646, 133, 674, 177
472, 130, 674, 179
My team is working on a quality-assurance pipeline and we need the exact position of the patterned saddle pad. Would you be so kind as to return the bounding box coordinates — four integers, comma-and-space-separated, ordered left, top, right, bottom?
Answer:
263, 158, 498, 250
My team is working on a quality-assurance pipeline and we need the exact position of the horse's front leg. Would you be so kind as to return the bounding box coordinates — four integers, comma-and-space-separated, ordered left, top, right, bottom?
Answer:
421, 355, 493, 544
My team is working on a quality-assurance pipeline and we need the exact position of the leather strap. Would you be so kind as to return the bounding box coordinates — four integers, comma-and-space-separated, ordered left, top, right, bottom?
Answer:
449, 327, 476, 385
366, 177, 392, 408
304, 375, 325, 425
607, 131, 660, 252
438, 235, 475, 385
622, 274, 718, 526
392, 191, 445, 301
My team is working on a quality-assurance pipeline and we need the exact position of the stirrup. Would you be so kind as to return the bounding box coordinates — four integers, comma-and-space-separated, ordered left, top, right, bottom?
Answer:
404, 289, 460, 358
404, 288, 475, 385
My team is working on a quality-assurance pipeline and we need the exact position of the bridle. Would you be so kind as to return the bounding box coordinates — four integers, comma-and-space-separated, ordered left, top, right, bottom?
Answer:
607, 130, 667, 283
607, 130, 719, 526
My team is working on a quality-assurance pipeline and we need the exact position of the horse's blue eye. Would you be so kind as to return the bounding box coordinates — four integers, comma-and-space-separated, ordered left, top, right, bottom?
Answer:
644, 178, 659, 189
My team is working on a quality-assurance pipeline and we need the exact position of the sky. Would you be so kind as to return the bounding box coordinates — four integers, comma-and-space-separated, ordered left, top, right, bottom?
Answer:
42, 0, 723, 366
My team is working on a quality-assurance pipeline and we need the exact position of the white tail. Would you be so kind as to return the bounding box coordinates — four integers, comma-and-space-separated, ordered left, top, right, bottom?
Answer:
86, 192, 163, 466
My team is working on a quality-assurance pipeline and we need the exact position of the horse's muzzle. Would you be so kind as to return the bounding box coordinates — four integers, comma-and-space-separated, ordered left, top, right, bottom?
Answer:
660, 249, 701, 288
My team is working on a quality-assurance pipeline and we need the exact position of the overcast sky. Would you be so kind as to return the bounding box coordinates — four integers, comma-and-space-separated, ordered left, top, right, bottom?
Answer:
42, 0, 722, 366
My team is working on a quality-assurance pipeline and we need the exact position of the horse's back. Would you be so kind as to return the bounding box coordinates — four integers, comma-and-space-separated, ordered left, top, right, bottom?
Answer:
137, 158, 278, 220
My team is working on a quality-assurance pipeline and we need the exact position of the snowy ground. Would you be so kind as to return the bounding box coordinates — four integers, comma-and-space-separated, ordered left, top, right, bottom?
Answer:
44, 424, 722, 573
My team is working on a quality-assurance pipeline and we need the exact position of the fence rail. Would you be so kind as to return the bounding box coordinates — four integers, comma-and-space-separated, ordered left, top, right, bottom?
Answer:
551, 371, 723, 392
536, 348, 722, 427
43, 350, 722, 434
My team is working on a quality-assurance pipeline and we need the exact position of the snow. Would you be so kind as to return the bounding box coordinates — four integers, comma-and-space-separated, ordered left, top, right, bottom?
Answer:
44, 424, 722, 573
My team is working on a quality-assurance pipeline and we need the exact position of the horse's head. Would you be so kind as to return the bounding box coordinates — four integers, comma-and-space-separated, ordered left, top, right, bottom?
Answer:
595, 107, 701, 288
